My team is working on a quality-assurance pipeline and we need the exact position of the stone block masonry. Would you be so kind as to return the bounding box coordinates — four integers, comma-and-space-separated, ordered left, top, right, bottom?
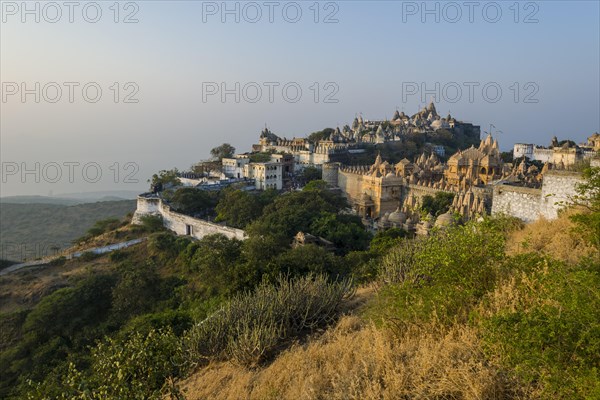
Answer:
491, 186, 542, 223
492, 171, 583, 222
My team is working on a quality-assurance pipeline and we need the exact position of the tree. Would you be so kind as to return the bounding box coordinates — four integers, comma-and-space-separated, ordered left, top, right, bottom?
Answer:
310, 212, 372, 255
570, 166, 600, 250
271, 245, 343, 277
300, 167, 322, 184
501, 151, 514, 163
183, 234, 243, 296
169, 188, 217, 216
111, 262, 161, 320
421, 192, 455, 216
307, 128, 335, 143
210, 143, 235, 160
215, 188, 276, 228
249, 151, 274, 163
149, 169, 180, 191
247, 187, 348, 241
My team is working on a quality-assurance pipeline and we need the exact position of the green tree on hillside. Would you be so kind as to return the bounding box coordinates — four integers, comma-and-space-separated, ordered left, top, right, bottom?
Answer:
215, 188, 277, 229
307, 128, 335, 143
310, 212, 372, 255
247, 185, 348, 243
300, 167, 322, 184
149, 169, 180, 190
420, 192, 455, 216
570, 166, 600, 250
169, 188, 217, 216
210, 143, 235, 160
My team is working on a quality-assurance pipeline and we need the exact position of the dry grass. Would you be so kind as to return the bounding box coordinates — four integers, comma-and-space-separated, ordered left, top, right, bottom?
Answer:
0, 255, 111, 314
178, 316, 520, 400
505, 210, 595, 264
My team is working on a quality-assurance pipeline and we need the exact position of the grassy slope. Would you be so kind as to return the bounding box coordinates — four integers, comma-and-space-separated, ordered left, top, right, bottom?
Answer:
0, 200, 136, 262
178, 212, 599, 400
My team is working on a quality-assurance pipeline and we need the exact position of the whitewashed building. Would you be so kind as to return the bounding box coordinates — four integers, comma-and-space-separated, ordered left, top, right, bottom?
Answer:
243, 162, 283, 190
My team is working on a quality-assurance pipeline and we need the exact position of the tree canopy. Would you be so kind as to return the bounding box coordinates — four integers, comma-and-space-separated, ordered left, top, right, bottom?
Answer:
210, 143, 236, 160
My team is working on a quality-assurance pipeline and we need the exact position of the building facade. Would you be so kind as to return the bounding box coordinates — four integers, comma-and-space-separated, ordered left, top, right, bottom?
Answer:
243, 162, 283, 190
222, 155, 250, 179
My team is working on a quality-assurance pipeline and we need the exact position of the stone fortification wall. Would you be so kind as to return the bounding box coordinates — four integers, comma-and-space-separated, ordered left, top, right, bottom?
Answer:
492, 171, 582, 222
491, 185, 543, 223
133, 195, 246, 241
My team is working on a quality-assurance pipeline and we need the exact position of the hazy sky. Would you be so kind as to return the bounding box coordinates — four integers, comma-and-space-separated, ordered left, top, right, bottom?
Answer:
1, 0, 599, 196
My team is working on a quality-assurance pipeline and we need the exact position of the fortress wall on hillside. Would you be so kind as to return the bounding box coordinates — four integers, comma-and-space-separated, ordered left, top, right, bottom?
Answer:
132, 195, 246, 241
491, 186, 543, 223
492, 171, 583, 222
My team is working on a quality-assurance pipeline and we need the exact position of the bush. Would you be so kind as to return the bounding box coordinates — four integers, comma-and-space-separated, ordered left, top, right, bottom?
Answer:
181, 275, 353, 368
48, 256, 66, 267
27, 329, 183, 400
271, 245, 344, 278
1, 274, 117, 397
76, 218, 123, 243
420, 192, 455, 216
109, 250, 129, 263
79, 251, 99, 262
481, 255, 600, 399
138, 215, 164, 233
215, 188, 277, 229
111, 262, 161, 320
309, 212, 372, 255
372, 220, 506, 325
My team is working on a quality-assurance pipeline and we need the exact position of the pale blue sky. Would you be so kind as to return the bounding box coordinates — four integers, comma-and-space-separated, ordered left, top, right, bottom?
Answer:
1, 1, 599, 196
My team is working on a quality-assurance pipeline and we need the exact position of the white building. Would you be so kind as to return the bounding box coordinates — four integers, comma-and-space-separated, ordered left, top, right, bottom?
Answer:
244, 162, 283, 190
533, 148, 553, 163
513, 142, 597, 165
513, 143, 555, 163
222, 155, 250, 179
513, 143, 534, 159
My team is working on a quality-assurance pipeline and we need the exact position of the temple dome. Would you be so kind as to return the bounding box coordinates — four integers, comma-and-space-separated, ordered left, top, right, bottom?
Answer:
388, 207, 407, 224
434, 211, 455, 228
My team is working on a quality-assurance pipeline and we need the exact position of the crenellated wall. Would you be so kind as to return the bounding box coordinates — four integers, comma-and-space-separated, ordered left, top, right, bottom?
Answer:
133, 195, 246, 241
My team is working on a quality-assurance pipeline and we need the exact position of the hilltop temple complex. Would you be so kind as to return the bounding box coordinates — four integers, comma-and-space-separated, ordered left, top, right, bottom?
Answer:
136, 103, 598, 237
252, 102, 481, 170
322, 135, 500, 233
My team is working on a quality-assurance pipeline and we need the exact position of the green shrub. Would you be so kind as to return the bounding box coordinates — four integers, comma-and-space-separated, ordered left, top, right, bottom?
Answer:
111, 262, 161, 321
120, 310, 193, 338
420, 192, 455, 216
1, 274, 116, 397
138, 215, 165, 233
79, 251, 99, 262
48, 256, 66, 267
270, 245, 344, 279
373, 219, 506, 325
181, 275, 353, 368
75, 218, 123, 243
109, 250, 129, 262
26, 328, 183, 400
482, 256, 600, 399
369, 228, 408, 255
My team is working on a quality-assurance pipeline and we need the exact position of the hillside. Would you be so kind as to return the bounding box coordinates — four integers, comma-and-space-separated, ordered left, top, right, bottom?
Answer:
0, 200, 136, 262
0, 191, 139, 205
0, 169, 598, 400
176, 214, 599, 400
